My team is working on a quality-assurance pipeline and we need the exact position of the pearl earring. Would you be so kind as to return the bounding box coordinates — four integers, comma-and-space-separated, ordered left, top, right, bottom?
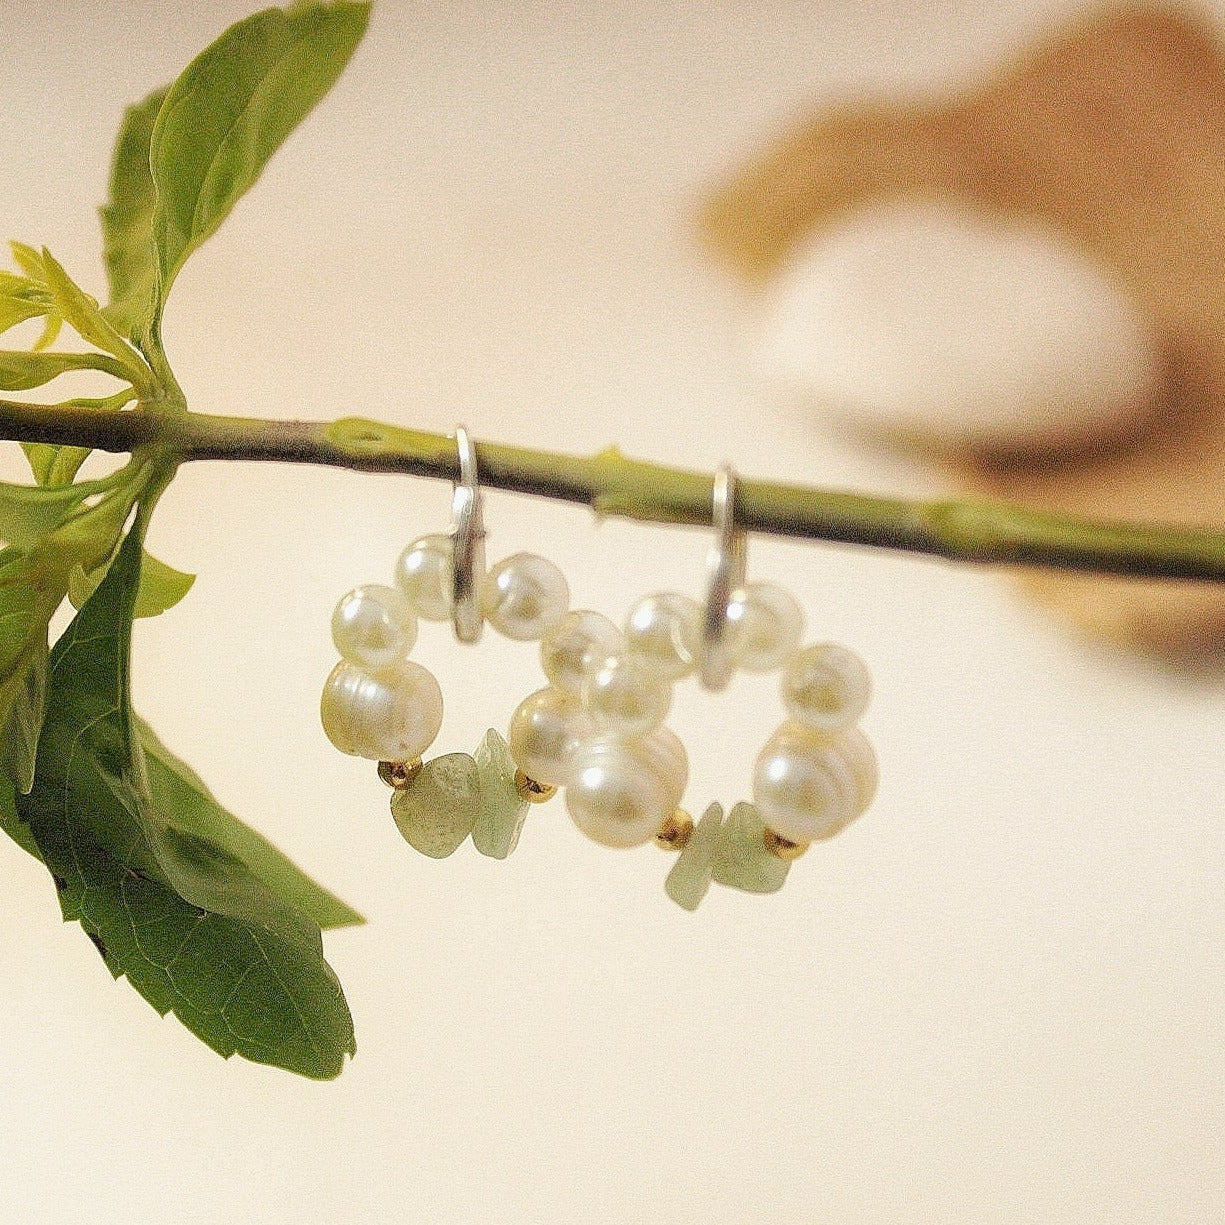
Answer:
320, 425, 572, 807
503, 462, 877, 901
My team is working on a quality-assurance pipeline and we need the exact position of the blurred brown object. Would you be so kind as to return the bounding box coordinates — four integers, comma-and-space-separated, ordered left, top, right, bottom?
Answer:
701, 5, 1225, 658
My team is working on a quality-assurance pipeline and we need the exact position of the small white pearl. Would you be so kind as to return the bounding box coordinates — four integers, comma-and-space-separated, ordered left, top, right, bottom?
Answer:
623, 592, 702, 681
727, 581, 804, 673
507, 686, 592, 788
583, 653, 672, 737
395, 534, 453, 621
320, 659, 443, 761
540, 610, 624, 695
331, 584, 418, 671
782, 642, 871, 732
481, 552, 570, 641
752, 721, 877, 842
564, 737, 681, 849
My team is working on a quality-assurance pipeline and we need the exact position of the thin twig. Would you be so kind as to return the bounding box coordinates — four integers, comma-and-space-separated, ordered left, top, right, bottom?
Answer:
3, 398, 1225, 580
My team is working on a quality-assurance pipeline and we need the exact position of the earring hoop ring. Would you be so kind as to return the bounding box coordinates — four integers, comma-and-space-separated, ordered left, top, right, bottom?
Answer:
450, 424, 486, 644
699, 463, 747, 691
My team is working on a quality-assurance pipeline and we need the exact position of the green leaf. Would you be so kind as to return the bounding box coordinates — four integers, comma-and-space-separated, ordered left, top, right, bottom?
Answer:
0, 636, 46, 795
16, 529, 356, 1078
99, 86, 169, 337
69, 547, 196, 619
8, 242, 45, 280
0, 349, 130, 392
149, 2, 371, 300
0, 548, 57, 793
137, 717, 363, 930
39, 248, 148, 380
0, 281, 48, 335
0, 769, 41, 860
0, 478, 94, 548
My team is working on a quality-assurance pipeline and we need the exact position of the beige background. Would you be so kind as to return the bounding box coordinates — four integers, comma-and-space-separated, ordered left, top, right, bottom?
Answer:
1, 2, 1223, 1222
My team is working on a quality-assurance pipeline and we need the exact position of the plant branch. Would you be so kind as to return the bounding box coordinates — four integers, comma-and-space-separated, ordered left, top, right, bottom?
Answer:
3, 397, 1225, 580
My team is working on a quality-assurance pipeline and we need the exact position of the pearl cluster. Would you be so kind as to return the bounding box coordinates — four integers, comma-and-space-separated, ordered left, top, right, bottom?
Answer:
504, 582, 876, 852
321, 538, 571, 763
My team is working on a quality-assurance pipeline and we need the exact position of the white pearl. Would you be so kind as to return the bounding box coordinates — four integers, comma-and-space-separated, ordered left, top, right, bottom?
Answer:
540, 610, 624, 695
726, 581, 804, 672
481, 552, 570, 641
757, 199, 1159, 455
752, 721, 877, 843
331, 584, 418, 671
632, 723, 689, 800
564, 737, 682, 849
782, 642, 871, 732
507, 686, 592, 788
623, 592, 702, 681
320, 659, 444, 761
395, 534, 453, 621
583, 653, 672, 737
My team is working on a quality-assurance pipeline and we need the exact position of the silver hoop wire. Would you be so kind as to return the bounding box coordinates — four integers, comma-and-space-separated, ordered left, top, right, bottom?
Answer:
450, 425, 486, 644
699, 463, 747, 691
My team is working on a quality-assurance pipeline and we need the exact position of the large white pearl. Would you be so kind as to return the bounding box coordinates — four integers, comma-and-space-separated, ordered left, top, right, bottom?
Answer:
320, 659, 444, 761
507, 686, 592, 788
782, 642, 871, 732
623, 592, 702, 681
540, 610, 624, 695
752, 721, 877, 843
481, 552, 570, 641
395, 534, 454, 621
632, 723, 689, 800
583, 653, 672, 738
726, 581, 804, 672
331, 583, 418, 671
564, 736, 683, 849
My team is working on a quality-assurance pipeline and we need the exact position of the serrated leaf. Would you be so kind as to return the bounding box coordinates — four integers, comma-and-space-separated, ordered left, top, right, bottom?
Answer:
16, 529, 356, 1078
149, 2, 371, 300
70, 547, 196, 618
39, 248, 148, 379
0, 349, 130, 392
136, 716, 363, 930
0, 478, 93, 548
100, 86, 169, 337
391, 753, 480, 859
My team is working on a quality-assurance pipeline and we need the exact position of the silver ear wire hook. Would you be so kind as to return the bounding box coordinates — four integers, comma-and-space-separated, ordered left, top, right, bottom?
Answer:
699, 463, 747, 691
450, 425, 486, 644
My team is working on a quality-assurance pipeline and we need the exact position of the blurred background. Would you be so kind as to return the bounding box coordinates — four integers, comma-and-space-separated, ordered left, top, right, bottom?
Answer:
1, 2, 1223, 1222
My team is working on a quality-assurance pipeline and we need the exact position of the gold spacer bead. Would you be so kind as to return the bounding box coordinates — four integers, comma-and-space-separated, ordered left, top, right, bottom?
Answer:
514, 769, 557, 804
378, 759, 422, 790
763, 827, 810, 861
654, 809, 694, 851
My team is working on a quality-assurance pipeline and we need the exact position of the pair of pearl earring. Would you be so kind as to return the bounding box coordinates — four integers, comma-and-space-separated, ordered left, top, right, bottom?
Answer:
320, 430, 877, 875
